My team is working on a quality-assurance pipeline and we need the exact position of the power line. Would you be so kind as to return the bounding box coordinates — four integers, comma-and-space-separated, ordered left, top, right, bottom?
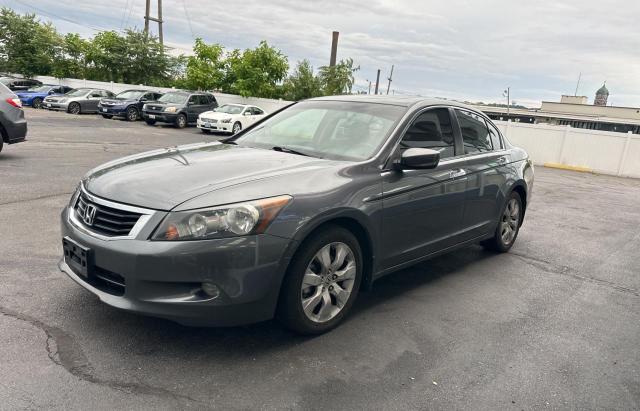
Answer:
119, 0, 131, 30
182, 0, 195, 39
13, 0, 120, 32
123, 0, 136, 30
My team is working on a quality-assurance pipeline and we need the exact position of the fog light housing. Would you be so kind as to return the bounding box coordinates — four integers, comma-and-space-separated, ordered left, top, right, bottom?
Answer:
201, 282, 220, 298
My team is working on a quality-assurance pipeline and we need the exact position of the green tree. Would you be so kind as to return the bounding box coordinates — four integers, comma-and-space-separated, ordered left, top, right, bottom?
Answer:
0, 8, 60, 77
181, 38, 225, 90
318, 58, 359, 95
282, 59, 322, 101
51, 33, 89, 79
226, 41, 289, 98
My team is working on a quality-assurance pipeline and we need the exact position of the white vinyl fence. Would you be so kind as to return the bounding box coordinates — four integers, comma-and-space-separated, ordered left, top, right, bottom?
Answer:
32, 75, 293, 114
495, 121, 640, 178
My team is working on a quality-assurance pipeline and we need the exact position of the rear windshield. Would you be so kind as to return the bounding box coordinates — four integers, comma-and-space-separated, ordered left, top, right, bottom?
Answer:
158, 93, 188, 104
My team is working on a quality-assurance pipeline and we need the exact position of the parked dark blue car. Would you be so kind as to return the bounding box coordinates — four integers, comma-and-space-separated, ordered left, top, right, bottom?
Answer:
98, 89, 163, 121
16, 85, 73, 109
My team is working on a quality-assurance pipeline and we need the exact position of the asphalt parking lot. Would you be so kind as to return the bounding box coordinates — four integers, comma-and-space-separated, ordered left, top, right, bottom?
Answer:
1, 108, 639, 410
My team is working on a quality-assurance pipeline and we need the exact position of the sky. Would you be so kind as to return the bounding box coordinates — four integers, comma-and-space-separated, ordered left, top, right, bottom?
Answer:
3, 0, 640, 107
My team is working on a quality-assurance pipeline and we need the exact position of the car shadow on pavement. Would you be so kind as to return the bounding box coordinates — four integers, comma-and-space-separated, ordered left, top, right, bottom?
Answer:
59, 245, 498, 356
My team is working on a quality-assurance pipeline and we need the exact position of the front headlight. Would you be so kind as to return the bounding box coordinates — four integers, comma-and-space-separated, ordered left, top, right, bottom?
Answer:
164, 106, 177, 113
142, 104, 148, 110
221, 118, 232, 123
151, 195, 292, 241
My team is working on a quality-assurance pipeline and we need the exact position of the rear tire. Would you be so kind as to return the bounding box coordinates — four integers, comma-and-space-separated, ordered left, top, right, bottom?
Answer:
145, 119, 156, 125
277, 225, 363, 335
175, 114, 187, 129
482, 191, 523, 253
32, 97, 42, 109
68, 102, 81, 115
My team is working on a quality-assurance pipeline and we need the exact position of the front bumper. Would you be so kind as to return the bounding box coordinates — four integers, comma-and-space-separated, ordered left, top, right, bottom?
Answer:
98, 105, 127, 117
59, 206, 295, 326
142, 110, 178, 123
44, 101, 69, 111
197, 118, 232, 132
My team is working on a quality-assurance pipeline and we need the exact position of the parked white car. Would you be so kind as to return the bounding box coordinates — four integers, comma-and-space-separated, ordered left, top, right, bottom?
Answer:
197, 104, 267, 134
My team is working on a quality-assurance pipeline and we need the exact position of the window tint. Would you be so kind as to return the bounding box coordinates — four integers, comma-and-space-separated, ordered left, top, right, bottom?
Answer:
400, 108, 456, 159
188, 95, 199, 104
456, 109, 492, 154
487, 121, 503, 150
253, 107, 264, 115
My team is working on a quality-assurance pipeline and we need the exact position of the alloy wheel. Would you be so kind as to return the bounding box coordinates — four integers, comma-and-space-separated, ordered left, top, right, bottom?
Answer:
500, 198, 520, 245
127, 107, 138, 121
69, 103, 80, 114
233, 123, 241, 134
300, 242, 356, 323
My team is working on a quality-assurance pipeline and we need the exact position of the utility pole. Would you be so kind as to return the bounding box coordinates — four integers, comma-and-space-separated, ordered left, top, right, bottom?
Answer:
374, 69, 381, 95
503, 87, 511, 119
367, 80, 372, 95
329, 31, 339, 67
574, 72, 582, 96
386, 64, 394, 95
144, 0, 164, 46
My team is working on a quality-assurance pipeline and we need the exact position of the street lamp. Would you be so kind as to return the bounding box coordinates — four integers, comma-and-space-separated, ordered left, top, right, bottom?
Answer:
503, 87, 510, 120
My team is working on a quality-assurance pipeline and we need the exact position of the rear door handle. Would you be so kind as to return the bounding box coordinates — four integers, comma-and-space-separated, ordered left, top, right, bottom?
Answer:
450, 168, 467, 178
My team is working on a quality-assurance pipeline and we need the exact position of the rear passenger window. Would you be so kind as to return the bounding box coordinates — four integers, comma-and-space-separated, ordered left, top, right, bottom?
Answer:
487, 121, 503, 150
455, 109, 492, 154
400, 108, 456, 159
253, 107, 264, 115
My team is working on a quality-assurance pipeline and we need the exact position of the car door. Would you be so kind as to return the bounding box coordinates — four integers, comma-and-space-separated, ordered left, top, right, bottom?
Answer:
241, 106, 254, 127
452, 109, 510, 240
380, 107, 468, 270
85, 90, 103, 112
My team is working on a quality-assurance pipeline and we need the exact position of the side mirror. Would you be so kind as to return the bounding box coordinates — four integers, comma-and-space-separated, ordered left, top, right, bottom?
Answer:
243, 111, 252, 116
394, 148, 440, 170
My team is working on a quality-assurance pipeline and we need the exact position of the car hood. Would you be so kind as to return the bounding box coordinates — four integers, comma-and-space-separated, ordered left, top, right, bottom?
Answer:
200, 111, 239, 119
84, 142, 341, 211
102, 98, 137, 105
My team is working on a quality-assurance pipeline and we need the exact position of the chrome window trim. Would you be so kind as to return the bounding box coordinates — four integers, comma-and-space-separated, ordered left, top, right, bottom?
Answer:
68, 184, 156, 241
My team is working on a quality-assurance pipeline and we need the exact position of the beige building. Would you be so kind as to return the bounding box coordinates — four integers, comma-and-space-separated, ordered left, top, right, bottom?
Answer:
475, 84, 640, 134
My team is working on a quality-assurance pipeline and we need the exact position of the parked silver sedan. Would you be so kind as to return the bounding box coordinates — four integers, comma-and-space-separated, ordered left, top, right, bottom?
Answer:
44, 88, 115, 114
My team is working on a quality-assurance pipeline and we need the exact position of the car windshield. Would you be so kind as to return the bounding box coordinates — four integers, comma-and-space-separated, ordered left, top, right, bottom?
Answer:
27, 85, 52, 92
116, 90, 145, 99
66, 89, 90, 97
158, 93, 187, 104
216, 104, 244, 114
234, 100, 406, 161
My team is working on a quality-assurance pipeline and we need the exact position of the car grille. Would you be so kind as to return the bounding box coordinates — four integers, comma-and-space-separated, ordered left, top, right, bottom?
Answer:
74, 192, 142, 237
201, 118, 218, 123
147, 105, 163, 111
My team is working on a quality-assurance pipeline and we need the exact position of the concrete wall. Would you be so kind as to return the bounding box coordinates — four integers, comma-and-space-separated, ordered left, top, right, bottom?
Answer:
32, 75, 293, 114
495, 120, 640, 178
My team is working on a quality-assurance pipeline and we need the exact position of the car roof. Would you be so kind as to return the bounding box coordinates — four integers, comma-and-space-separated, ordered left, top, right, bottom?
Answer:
308, 94, 477, 111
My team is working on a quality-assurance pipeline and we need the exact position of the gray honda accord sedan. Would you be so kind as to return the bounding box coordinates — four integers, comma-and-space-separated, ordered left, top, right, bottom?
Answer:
59, 95, 534, 334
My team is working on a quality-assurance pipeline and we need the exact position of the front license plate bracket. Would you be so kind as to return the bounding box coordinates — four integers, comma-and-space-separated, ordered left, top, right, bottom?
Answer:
62, 236, 92, 278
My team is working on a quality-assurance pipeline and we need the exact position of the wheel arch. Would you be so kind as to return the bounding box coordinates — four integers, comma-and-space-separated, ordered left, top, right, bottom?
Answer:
508, 180, 528, 225
283, 210, 377, 292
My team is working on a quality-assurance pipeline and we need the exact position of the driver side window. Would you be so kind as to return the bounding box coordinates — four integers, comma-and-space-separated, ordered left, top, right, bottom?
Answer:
400, 108, 456, 159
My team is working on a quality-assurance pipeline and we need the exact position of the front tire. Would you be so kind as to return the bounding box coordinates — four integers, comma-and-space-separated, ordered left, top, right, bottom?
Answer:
277, 226, 363, 335
32, 97, 42, 109
144, 119, 156, 125
126, 106, 139, 121
232, 122, 242, 135
175, 113, 187, 129
482, 191, 523, 252
68, 102, 81, 115
201, 129, 211, 134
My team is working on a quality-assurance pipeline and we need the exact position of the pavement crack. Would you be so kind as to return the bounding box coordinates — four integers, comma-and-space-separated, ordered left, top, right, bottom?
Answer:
511, 252, 639, 297
0, 192, 72, 206
0, 305, 203, 405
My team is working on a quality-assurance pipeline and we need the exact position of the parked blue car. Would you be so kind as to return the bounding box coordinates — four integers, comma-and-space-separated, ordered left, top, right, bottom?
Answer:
16, 85, 74, 109
98, 89, 163, 121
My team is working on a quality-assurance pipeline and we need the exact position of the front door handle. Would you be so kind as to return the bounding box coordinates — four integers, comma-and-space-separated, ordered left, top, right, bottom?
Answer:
450, 168, 467, 178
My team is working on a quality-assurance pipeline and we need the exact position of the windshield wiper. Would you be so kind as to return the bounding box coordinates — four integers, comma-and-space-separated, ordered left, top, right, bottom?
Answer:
271, 146, 317, 158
